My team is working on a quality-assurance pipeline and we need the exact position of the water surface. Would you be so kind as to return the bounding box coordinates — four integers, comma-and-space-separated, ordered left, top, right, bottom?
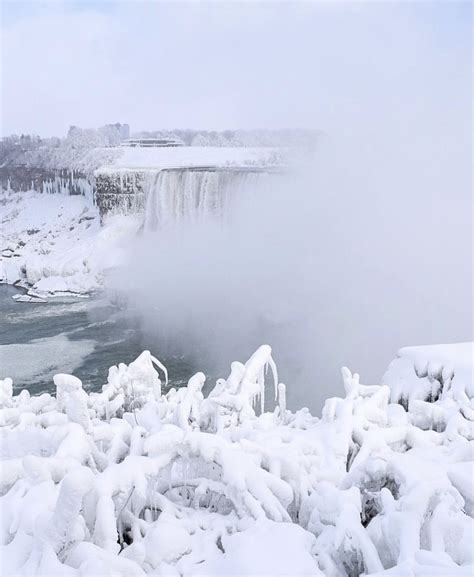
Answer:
0, 284, 203, 395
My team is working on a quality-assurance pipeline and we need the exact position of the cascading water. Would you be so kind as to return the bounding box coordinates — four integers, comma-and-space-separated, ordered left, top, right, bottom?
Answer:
143, 169, 268, 231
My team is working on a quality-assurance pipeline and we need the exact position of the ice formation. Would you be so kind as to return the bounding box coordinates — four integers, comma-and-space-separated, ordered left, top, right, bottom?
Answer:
1, 344, 472, 576
40, 173, 94, 200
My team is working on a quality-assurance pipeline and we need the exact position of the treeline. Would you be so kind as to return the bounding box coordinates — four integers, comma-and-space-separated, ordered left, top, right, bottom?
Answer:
0, 125, 321, 169
0, 124, 130, 169
134, 128, 321, 148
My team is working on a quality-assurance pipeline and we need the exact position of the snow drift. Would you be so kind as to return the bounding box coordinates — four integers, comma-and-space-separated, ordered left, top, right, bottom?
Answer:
1, 343, 472, 576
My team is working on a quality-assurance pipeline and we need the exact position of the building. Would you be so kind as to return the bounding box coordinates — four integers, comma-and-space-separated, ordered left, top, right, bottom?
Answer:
120, 137, 184, 148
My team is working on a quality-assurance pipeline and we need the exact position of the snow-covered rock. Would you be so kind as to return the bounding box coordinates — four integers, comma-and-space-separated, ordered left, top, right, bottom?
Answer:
0, 190, 140, 298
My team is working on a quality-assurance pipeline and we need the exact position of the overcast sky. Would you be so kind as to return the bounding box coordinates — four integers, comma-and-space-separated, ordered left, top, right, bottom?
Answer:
0, 1, 471, 137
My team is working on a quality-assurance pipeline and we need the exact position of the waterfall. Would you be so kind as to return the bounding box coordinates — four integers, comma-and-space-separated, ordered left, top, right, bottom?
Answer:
143, 169, 267, 231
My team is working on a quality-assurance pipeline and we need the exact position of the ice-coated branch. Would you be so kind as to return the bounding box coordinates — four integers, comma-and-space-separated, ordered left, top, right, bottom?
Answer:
1, 343, 472, 576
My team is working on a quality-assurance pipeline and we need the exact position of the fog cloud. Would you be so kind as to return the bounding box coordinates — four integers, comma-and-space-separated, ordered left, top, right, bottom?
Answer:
121, 107, 471, 410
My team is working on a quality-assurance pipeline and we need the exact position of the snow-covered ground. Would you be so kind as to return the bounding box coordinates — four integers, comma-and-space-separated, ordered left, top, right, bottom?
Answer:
96, 146, 285, 174
0, 191, 139, 299
1, 343, 473, 576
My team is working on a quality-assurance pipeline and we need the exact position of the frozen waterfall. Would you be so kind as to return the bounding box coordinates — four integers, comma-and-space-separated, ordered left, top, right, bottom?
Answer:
143, 168, 268, 231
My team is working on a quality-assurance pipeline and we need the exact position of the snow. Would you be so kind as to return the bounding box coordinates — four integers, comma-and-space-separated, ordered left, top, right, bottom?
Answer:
97, 146, 285, 173
0, 190, 140, 298
1, 343, 472, 576
193, 518, 323, 576
383, 343, 474, 404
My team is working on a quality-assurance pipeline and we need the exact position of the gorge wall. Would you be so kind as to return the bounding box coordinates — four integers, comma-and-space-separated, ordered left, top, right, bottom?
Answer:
0, 167, 94, 198
94, 170, 146, 218
94, 167, 276, 226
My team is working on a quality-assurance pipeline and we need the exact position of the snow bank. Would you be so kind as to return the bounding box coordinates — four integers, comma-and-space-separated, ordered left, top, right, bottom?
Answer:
1, 344, 472, 576
0, 190, 140, 298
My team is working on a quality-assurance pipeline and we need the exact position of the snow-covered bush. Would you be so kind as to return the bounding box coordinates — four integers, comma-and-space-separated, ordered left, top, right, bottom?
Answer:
1, 344, 472, 576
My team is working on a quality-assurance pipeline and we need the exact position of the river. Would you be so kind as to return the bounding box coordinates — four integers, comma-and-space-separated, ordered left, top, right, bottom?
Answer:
0, 284, 203, 395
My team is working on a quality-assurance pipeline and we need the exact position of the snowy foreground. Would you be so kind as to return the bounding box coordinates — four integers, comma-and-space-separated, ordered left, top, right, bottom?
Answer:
0, 191, 138, 300
1, 343, 473, 576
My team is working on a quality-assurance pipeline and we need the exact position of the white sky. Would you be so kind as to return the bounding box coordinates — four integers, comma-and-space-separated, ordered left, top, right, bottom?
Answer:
0, 1, 471, 136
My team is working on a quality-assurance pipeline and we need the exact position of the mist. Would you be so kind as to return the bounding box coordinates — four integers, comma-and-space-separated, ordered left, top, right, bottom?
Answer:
90, 3, 472, 411
119, 127, 471, 412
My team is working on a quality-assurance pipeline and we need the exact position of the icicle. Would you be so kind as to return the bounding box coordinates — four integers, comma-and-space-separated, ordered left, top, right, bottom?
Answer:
278, 382, 287, 414
268, 355, 279, 401
258, 366, 265, 414
150, 353, 168, 386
